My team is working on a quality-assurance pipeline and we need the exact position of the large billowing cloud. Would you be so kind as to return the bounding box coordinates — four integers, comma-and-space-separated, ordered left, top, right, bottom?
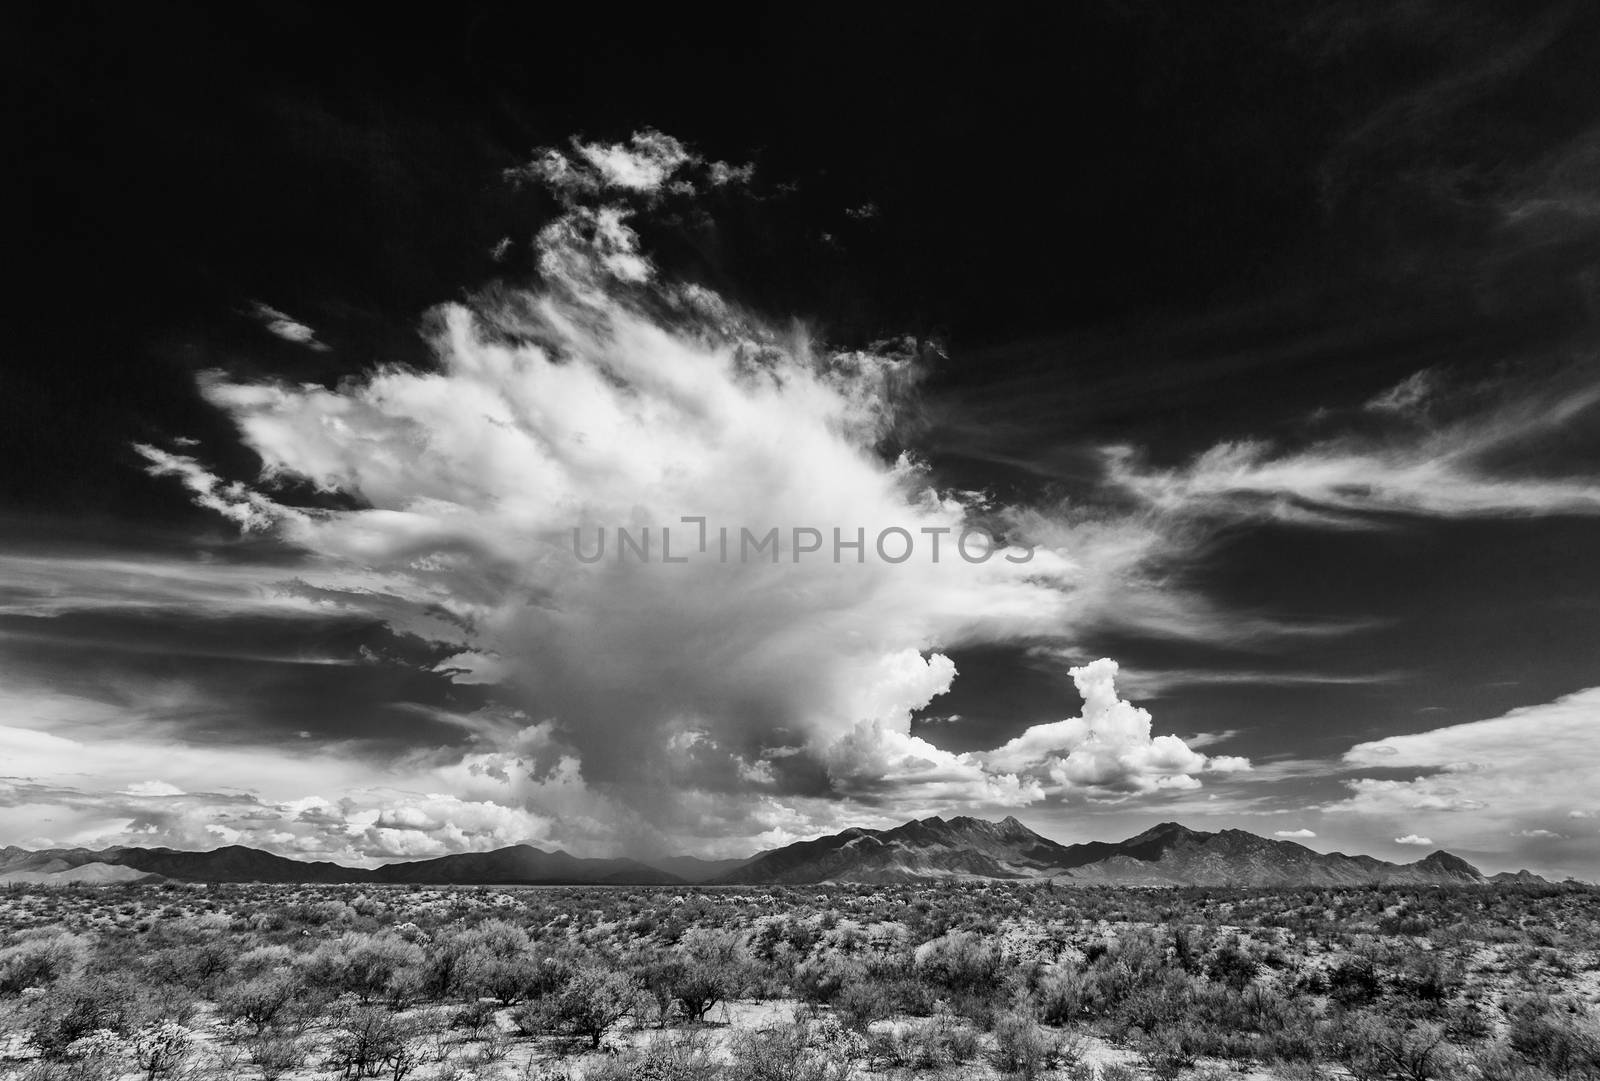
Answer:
112, 131, 1244, 855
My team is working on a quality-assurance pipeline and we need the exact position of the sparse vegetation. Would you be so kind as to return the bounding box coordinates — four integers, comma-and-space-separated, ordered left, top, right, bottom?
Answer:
0, 879, 1597, 1078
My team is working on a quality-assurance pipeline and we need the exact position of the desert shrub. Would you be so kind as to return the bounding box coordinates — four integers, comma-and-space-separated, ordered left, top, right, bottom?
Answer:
422, 921, 521, 997
129, 1020, 195, 1080
140, 939, 233, 992
450, 998, 500, 1038
992, 1009, 1060, 1080
0, 933, 86, 994
1075, 929, 1176, 1020
1103, 967, 1197, 1040
514, 965, 640, 1049
304, 932, 426, 1005
1035, 968, 1086, 1025
1272, 1062, 1333, 1081
245, 1030, 308, 1081
1206, 936, 1258, 990
1469, 1041, 1561, 1081
24, 973, 153, 1056
1393, 952, 1464, 1006
875, 973, 942, 1017
1259, 1009, 1328, 1065
439, 920, 553, 1005
586, 1028, 720, 1081
874, 1015, 984, 1069
15, 1030, 125, 1081
1135, 1023, 1204, 1081
1446, 999, 1493, 1042
1506, 997, 1600, 1080
1330, 1011, 1454, 1081
325, 997, 417, 1079
1327, 956, 1384, 1009
446, 1030, 507, 1074
215, 969, 309, 1033
232, 944, 299, 980
793, 952, 866, 1005
644, 929, 757, 1022
833, 976, 895, 1032
725, 1016, 866, 1081
914, 931, 1010, 997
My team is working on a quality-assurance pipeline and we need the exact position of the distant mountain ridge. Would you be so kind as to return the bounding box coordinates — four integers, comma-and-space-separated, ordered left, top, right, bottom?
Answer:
0, 819, 1548, 888
715, 817, 1541, 887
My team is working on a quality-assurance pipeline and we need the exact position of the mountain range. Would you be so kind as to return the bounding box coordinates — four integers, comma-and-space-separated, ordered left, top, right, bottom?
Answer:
0, 818, 1547, 888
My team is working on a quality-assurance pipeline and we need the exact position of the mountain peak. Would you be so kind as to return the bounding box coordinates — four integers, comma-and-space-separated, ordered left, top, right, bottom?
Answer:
1415, 850, 1482, 877
1126, 821, 1202, 845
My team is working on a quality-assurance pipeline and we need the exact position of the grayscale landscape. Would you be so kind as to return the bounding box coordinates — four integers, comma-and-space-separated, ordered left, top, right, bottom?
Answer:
9, 2, 1600, 1079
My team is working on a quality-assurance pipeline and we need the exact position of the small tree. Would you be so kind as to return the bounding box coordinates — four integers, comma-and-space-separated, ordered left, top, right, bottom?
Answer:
526, 966, 641, 1049
326, 998, 414, 1079
216, 971, 306, 1034
656, 930, 756, 1023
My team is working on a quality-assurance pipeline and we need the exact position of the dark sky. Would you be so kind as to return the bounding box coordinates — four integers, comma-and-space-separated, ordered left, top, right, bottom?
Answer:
7, 1, 1600, 874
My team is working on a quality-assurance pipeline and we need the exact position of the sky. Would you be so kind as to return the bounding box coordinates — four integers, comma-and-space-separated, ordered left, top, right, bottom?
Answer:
7, 2, 1600, 877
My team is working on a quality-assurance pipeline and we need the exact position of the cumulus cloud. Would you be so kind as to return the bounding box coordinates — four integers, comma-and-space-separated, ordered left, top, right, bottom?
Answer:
1275, 828, 1316, 838
122, 131, 1248, 853
982, 659, 1249, 798
1394, 834, 1433, 846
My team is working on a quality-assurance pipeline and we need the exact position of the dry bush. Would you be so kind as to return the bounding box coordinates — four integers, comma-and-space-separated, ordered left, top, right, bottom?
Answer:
991, 1008, 1060, 1081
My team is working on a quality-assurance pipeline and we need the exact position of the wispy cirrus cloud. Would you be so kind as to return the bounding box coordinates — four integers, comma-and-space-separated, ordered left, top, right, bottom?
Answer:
1101, 365, 1600, 526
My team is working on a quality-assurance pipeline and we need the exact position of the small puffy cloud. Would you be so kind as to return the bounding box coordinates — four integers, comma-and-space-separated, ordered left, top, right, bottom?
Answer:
512, 129, 748, 203
1394, 834, 1433, 846
1513, 829, 1561, 839
981, 659, 1249, 799
1275, 828, 1317, 838
575, 130, 692, 192
248, 302, 329, 351
1365, 368, 1439, 416
708, 160, 755, 186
